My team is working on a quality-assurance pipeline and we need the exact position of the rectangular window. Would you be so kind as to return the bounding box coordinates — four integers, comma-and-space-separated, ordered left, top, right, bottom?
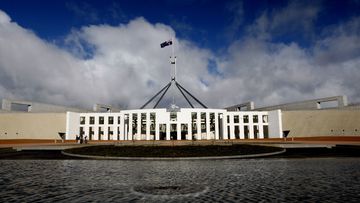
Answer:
118, 116, 121, 124
227, 115, 230, 123
227, 126, 230, 139
80, 116, 85, 125
181, 124, 188, 140
99, 116, 104, 125
253, 115, 258, 123
218, 113, 223, 139
263, 126, 269, 138
201, 113, 206, 133
243, 115, 249, 123
141, 113, 146, 135
108, 116, 114, 125
244, 126, 249, 139
191, 112, 197, 139
132, 113, 138, 135
124, 114, 129, 140
210, 113, 215, 132
89, 127, 94, 140
108, 126, 113, 140
159, 124, 166, 140
234, 115, 239, 123
80, 127, 84, 136
234, 126, 240, 139
262, 115, 268, 123
150, 113, 156, 138
98, 126, 103, 140
90, 117, 95, 125
254, 125, 259, 139
170, 124, 177, 140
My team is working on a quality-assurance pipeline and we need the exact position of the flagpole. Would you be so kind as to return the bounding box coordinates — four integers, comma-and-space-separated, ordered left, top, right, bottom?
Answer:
172, 37, 176, 80
171, 37, 175, 105
140, 38, 208, 109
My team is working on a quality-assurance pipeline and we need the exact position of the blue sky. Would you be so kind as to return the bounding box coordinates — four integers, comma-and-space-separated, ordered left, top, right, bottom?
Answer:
2, 0, 359, 51
0, 0, 360, 109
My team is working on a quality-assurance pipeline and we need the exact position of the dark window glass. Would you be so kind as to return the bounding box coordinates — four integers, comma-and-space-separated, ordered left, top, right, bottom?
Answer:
99, 117, 104, 125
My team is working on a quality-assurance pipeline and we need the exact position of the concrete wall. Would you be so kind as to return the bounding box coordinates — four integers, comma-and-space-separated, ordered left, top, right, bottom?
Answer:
255, 96, 348, 111
0, 113, 66, 139
225, 102, 254, 111
282, 110, 360, 137
2, 99, 88, 113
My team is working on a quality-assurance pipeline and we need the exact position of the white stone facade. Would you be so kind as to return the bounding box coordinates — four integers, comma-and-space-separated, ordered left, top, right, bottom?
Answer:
66, 108, 283, 140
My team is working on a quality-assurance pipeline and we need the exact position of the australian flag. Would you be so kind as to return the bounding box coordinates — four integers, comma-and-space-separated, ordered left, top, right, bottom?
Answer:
160, 40, 172, 48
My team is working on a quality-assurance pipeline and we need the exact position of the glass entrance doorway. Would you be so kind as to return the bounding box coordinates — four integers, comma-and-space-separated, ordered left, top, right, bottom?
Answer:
170, 124, 177, 140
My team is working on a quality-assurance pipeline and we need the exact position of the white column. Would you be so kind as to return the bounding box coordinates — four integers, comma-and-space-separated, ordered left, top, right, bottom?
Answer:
177, 123, 181, 140
229, 115, 235, 139
166, 123, 170, 140
104, 125, 109, 140
240, 124, 245, 139
113, 125, 118, 140
104, 116, 109, 140
215, 113, 219, 140
155, 122, 160, 140
196, 112, 201, 140
206, 112, 210, 140
187, 122, 192, 140
124, 124, 128, 140
137, 113, 141, 140
258, 114, 264, 139
223, 114, 228, 139
249, 115, 254, 139
146, 112, 150, 140
93, 116, 98, 140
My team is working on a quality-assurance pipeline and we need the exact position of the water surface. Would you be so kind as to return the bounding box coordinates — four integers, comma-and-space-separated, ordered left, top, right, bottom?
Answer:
1, 158, 359, 202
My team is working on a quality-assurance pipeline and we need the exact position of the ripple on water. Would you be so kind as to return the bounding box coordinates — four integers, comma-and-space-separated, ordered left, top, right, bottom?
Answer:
0, 158, 359, 202
131, 184, 209, 198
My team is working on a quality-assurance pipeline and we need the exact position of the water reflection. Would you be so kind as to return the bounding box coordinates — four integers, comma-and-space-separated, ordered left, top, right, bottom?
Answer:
0, 158, 359, 202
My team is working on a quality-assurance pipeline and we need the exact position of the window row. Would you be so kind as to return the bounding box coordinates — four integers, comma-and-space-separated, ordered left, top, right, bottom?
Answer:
80, 116, 120, 125
227, 115, 268, 124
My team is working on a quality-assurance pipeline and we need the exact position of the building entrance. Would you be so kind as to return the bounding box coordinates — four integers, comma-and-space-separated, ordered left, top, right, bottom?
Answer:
170, 124, 177, 140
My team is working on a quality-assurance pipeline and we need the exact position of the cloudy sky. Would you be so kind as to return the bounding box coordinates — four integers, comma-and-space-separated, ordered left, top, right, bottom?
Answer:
0, 0, 359, 110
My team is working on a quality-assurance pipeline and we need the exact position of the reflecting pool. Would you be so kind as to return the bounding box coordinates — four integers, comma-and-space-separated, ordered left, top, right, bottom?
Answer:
1, 158, 359, 202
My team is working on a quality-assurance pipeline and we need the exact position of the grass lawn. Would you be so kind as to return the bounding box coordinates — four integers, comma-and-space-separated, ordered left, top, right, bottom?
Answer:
64, 144, 282, 157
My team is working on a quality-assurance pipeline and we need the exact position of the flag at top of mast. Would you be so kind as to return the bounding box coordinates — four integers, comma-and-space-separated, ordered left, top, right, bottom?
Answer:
160, 40, 172, 48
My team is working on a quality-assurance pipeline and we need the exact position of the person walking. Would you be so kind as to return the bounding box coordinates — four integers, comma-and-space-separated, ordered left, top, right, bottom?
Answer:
76, 135, 80, 144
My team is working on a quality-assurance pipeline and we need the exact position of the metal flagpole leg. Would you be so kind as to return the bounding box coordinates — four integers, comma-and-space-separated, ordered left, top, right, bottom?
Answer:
140, 81, 172, 109
175, 82, 194, 108
154, 82, 172, 108
176, 82, 208, 108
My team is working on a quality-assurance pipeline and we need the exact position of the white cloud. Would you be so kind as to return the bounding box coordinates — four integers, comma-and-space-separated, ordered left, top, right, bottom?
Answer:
0, 8, 359, 111
212, 13, 360, 107
0, 12, 213, 109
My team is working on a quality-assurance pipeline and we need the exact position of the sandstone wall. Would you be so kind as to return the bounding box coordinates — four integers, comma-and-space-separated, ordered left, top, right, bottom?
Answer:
0, 113, 66, 140
282, 110, 360, 137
